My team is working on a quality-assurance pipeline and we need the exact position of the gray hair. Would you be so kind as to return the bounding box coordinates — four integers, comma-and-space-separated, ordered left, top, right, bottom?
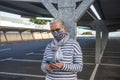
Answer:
50, 18, 65, 26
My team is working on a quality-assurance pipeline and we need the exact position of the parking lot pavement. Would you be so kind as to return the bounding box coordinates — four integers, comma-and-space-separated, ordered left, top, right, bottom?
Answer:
0, 37, 120, 80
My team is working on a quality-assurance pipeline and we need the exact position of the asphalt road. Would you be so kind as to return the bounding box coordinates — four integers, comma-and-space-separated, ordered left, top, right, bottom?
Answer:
0, 37, 120, 80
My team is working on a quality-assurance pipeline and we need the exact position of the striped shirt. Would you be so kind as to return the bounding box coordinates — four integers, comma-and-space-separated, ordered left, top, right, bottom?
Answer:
41, 35, 83, 80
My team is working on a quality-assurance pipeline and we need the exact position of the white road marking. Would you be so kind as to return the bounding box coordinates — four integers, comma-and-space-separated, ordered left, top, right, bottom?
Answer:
106, 51, 120, 53
0, 72, 83, 80
101, 63, 120, 67
84, 63, 95, 65
26, 52, 43, 56
82, 48, 95, 49
82, 51, 95, 53
89, 64, 99, 80
0, 48, 11, 52
5, 58, 42, 62
83, 55, 120, 58
103, 56, 120, 58
0, 72, 45, 78
32, 53, 43, 56
83, 55, 95, 57
26, 52, 34, 55
0, 57, 12, 61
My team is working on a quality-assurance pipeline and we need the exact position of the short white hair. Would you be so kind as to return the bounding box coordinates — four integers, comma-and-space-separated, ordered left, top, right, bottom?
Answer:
50, 18, 65, 26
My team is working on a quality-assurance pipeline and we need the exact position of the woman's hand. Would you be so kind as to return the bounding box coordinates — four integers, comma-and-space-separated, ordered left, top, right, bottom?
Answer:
50, 62, 63, 69
46, 64, 52, 73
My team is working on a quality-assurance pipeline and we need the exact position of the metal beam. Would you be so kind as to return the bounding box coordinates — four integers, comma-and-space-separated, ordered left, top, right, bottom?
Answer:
75, 0, 94, 22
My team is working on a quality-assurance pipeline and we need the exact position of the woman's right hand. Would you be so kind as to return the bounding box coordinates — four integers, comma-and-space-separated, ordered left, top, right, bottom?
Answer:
46, 64, 52, 73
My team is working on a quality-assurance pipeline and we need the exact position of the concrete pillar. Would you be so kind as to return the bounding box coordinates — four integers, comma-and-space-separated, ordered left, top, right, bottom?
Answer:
58, 0, 76, 39
94, 20, 108, 64
101, 30, 108, 57
95, 26, 102, 63
42, 0, 94, 39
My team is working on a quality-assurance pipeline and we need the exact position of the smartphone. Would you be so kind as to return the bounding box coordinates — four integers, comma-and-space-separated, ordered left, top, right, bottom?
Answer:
46, 59, 55, 64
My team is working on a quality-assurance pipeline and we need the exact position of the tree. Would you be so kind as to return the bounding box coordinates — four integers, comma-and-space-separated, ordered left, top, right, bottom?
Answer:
30, 18, 49, 25
81, 32, 93, 35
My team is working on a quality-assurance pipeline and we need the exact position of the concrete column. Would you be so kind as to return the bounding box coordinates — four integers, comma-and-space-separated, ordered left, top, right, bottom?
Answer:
94, 20, 108, 64
58, 0, 76, 39
95, 27, 102, 63
101, 30, 108, 57
42, 0, 94, 39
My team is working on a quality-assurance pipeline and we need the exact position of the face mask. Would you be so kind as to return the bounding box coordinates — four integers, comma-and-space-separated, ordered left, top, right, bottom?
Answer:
52, 31, 65, 40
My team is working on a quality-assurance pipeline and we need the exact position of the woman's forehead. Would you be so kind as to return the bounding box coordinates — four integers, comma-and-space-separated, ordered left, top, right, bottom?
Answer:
50, 22, 62, 28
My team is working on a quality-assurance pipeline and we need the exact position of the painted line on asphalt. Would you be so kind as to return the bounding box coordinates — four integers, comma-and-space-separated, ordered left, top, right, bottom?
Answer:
103, 56, 120, 58
101, 63, 120, 67
0, 72, 84, 80
82, 48, 95, 50
32, 53, 43, 56
83, 55, 95, 57
0, 72, 45, 78
26, 52, 35, 55
89, 64, 99, 80
106, 51, 120, 53
0, 57, 12, 61
84, 63, 95, 65
5, 58, 42, 62
26, 52, 43, 56
0, 48, 11, 52
83, 55, 120, 58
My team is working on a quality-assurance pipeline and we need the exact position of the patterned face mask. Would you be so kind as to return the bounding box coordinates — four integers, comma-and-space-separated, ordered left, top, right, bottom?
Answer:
52, 31, 65, 40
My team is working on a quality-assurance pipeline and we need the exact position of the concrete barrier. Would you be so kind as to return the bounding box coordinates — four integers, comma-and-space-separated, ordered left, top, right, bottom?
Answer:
0, 31, 53, 43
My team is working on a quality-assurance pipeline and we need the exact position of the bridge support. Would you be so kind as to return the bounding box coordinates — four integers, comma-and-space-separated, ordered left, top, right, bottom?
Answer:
42, 0, 94, 39
94, 20, 108, 64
